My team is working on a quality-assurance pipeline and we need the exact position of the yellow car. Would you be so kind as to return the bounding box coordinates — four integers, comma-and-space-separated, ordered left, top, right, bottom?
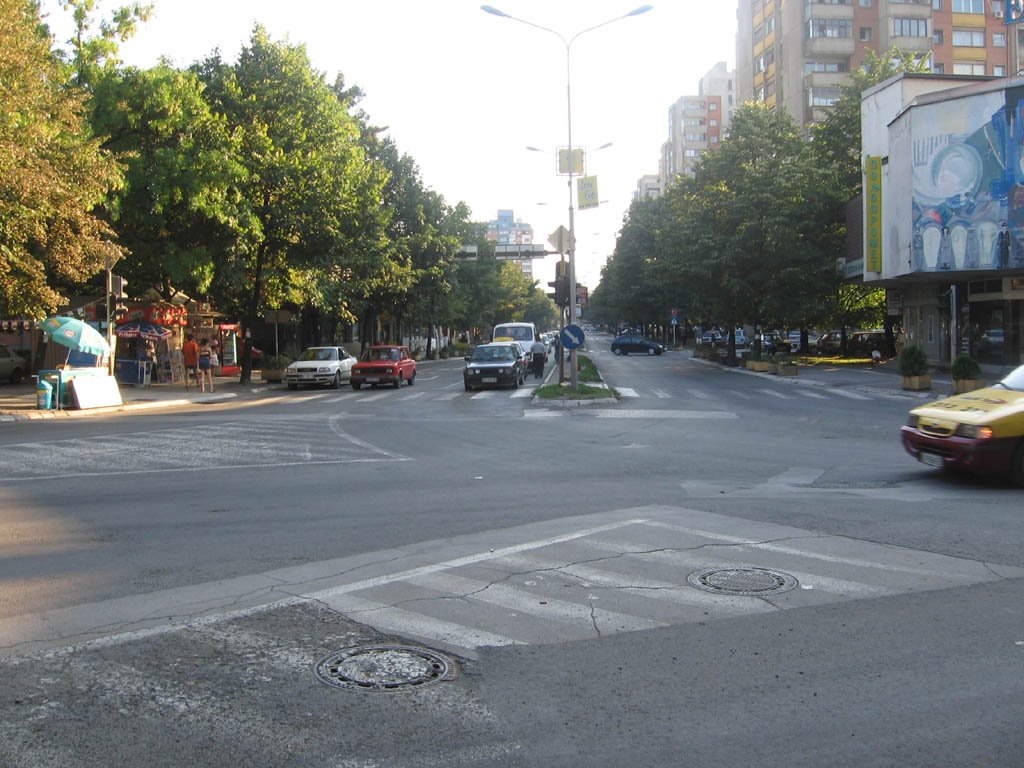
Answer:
900, 364, 1024, 485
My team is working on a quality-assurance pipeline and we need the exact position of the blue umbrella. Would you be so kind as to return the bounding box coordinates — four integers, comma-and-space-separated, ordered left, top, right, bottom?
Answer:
40, 316, 111, 357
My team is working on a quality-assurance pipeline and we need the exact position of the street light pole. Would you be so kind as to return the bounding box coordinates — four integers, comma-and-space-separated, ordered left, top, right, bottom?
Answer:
482, 5, 653, 389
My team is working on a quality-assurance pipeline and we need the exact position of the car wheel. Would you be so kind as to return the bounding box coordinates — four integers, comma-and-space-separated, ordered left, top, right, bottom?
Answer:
351, 382, 361, 390
613, 348, 623, 355
1012, 442, 1024, 487
513, 374, 520, 389
287, 383, 298, 390
647, 347, 656, 356
10, 368, 24, 385
331, 372, 342, 389
464, 381, 472, 391
408, 370, 416, 386
393, 376, 401, 389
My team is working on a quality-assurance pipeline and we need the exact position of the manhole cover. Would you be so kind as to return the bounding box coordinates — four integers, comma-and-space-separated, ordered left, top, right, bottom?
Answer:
314, 644, 458, 692
687, 567, 797, 596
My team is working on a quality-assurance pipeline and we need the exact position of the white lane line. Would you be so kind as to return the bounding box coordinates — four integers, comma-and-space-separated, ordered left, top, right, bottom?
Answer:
470, 391, 497, 399
408, 571, 666, 632
511, 388, 535, 398
826, 387, 871, 400
592, 410, 737, 420
796, 389, 829, 399
729, 390, 752, 399
687, 389, 711, 399
651, 389, 671, 399
355, 393, 391, 402
617, 387, 639, 398
434, 392, 460, 401
319, 594, 521, 650
399, 391, 426, 400
758, 388, 793, 399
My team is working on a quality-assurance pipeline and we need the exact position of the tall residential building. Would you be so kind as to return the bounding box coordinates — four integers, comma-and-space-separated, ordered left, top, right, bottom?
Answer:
485, 210, 538, 278
659, 62, 736, 191
634, 175, 662, 202
737, 0, 1020, 134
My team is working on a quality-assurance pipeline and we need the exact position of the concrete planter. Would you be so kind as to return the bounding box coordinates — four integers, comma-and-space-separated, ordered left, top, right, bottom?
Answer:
776, 363, 798, 376
747, 360, 771, 372
952, 378, 985, 394
901, 374, 931, 391
261, 368, 286, 383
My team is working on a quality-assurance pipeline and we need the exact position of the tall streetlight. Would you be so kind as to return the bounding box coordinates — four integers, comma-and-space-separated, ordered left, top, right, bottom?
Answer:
482, 4, 653, 388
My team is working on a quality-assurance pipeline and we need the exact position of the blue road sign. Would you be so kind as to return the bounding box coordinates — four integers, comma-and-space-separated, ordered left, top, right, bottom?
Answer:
560, 324, 585, 350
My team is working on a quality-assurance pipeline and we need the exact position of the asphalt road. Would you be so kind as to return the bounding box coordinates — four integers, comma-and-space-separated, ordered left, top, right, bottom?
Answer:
1, 336, 1022, 767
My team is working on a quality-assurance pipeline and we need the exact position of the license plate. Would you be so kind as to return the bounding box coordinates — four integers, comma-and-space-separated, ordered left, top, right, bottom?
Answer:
364, 377, 379, 383
919, 452, 944, 468
482, 377, 497, 383
301, 373, 314, 380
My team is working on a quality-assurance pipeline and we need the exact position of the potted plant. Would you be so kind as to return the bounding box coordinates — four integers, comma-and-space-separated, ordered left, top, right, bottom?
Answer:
898, 343, 931, 390
260, 354, 293, 383
951, 352, 984, 394
774, 352, 798, 376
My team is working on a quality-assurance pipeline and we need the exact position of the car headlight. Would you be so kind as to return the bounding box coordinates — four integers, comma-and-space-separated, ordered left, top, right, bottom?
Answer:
956, 424, 994, 439
499, 367, 507, 374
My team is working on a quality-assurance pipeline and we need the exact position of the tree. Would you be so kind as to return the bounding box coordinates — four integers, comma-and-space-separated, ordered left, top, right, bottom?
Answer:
89, 63, 245, 303
0, 0, 123, 318
57, 0, 153, 88
196, 26, 389, 381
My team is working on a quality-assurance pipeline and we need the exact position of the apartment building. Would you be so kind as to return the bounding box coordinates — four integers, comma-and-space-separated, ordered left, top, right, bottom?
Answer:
659, 62, 736, 190
737, 0, 1021, 134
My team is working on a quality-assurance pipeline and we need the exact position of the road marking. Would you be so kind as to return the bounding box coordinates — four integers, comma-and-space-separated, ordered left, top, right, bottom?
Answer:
826, 387, 871, 400
617, 387, 639, 397
434, 392, 460, 401
399, 391, 426, 400
796, 389, 829, 399
728, 389, 752, 399
355, 393, 390, 402
758, 388, 793, 399
687, 389, 711, 399
511, 388, 535, 398
651, 388, 671, 399
593, 410, 737, 420
470, 391, 497, 399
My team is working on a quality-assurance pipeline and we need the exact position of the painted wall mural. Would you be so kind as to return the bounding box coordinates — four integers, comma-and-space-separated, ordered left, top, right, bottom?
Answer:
911, 87, 1024, 273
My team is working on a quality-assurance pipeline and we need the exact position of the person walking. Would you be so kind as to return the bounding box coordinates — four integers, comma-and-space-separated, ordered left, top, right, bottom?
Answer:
530, 335, 546, 380
198, 337, 214, 392
182, 333, 199, 390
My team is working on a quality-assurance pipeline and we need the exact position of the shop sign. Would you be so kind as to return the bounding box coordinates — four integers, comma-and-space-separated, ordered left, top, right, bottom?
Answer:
865, 156, 883, 273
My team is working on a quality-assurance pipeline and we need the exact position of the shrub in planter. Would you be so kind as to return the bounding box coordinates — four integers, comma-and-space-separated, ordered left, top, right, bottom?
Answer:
262, 355, 293, 370
951, 352, 984, 393
898, 343, 930, 390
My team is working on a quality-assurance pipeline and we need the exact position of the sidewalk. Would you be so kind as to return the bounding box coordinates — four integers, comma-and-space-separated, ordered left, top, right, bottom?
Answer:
0, 375, 273, 421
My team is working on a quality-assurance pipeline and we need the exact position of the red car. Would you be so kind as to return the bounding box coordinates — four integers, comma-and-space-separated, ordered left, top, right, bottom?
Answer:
350, 345, 417, 389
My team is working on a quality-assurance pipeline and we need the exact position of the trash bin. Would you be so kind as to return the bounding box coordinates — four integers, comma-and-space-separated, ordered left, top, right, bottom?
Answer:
36, 378, 53, 410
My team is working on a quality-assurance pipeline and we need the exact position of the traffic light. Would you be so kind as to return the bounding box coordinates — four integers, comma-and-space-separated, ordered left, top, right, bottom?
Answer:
111, 275, 129, 320
547, 260, 569, 308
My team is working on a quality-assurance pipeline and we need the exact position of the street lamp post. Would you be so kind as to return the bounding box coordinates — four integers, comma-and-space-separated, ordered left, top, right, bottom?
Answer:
482, 4, 652, 389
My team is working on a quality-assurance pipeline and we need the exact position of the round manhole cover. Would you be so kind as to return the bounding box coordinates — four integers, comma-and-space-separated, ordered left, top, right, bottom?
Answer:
687, 567, 797, 596
314, 644, 458, 692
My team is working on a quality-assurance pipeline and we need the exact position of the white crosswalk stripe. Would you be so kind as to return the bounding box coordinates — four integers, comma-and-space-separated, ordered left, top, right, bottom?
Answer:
796, 389, 829, 399
826, 387, 871, 400
758, 388, 793, 399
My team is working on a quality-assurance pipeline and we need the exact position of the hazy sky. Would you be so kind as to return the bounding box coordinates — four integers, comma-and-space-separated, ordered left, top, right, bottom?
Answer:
41, 0, 737, 288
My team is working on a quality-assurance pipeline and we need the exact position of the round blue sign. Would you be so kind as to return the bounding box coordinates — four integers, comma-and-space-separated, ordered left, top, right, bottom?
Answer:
560, 324, 585, 350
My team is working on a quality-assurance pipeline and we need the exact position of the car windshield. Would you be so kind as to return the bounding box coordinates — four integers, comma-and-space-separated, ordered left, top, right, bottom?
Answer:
363, 348, 399, 362
996, 365, 1024, 391
298, 348, 336, 361
471, 347, 514, 362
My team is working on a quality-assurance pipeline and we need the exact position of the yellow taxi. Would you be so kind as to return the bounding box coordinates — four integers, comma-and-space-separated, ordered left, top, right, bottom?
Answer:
900, 364, 1024, 485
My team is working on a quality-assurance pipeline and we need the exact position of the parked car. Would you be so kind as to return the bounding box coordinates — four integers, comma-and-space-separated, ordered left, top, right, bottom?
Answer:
752, 332, 786, 355
0, 344, 27, 384
285, 346, 355, 389
848, 330, 887, 357
732, 329, 748, 349
900, 363, 1024, 485
815, 331, 843, 356
699, 330, 723, 347
463, 342, 526, 390
611, 334, 665, 356
350, 345, 417, 389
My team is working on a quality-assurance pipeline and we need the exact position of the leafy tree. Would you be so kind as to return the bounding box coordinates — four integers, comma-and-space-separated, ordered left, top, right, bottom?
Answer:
0, 0, 123, 318
56, 0, 153, 88
196, 26, 389, 381
89, 64, 245, 303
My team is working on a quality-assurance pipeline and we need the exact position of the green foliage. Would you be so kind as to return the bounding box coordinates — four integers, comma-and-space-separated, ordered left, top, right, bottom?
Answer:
898, 344, 929, 377
0, 0, 124, 318
951, 353, 982, 381
261, 354, 293, 369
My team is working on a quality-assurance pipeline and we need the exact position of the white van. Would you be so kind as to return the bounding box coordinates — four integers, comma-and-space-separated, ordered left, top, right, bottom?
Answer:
492, 321, 537, 361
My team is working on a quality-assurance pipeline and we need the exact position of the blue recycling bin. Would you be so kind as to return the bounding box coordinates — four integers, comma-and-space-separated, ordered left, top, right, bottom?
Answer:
36, 378, 53, 410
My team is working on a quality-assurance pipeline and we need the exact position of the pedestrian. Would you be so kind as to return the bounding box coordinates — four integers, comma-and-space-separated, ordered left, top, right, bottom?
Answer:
182, 333, 199, 390
530, 335, 546, 380
198, 337, 214, 392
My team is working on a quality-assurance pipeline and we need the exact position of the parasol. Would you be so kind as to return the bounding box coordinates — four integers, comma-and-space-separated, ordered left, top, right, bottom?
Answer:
40, 316, 110, 357
115, 321, 173, 341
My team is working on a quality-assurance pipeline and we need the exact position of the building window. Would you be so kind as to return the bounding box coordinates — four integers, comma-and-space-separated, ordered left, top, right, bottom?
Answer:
893, 18, 929, 36
860, 0, 872, 5
932, 0, 942, 7
952, 29, 985, 46
805, 60, 849, 73
807, 86, 842, 106
951, 0, 983, 10
709, 103, 718, 110
807, 18, 853, 37
994, 32, 1007, 47
994, 65, 1007, 76
860, 26, 873, 41
952, 62, 986, 74
933, 29, 944, 44
933, 63, 945, 73
993, 0, 1005, 13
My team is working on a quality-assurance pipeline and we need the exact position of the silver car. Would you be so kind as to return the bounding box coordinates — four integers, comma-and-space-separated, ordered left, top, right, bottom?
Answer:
0, 344, 27, 384
285, 346, 355, 389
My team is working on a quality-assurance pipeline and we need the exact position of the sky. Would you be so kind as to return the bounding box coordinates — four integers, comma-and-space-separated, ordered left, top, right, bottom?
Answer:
40, 0, 737, 290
